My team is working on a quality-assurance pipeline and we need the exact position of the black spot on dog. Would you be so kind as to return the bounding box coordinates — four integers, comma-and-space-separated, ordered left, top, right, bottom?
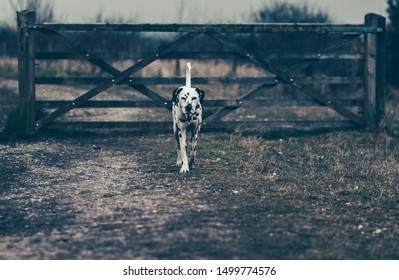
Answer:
172, 87, 183, 104
195, 88, 205, 102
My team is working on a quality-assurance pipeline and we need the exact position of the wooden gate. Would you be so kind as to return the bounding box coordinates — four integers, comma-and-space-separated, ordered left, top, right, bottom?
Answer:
17, 11, 386, 135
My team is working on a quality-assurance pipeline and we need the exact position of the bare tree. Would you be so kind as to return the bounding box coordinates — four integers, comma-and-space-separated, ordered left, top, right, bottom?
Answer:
387, 0, 399, 33
250, 0, 331, 23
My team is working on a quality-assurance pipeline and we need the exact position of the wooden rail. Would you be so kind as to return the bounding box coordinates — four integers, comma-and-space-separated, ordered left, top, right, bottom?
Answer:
29, 23, 382, 34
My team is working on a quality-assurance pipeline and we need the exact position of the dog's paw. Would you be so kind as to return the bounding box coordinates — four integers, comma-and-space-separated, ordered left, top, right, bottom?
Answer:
189, 162, 196, 170
180, 165, 189, 173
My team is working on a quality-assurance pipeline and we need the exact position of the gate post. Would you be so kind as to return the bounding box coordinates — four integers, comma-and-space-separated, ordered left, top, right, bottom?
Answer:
17, 10, 36, 135
364, 13, 386, 131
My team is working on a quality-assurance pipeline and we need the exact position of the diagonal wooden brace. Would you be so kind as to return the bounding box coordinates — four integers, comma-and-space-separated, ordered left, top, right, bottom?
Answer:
35, 32, 199, 129
206, 32, 364, 126
38, 30, 174, 104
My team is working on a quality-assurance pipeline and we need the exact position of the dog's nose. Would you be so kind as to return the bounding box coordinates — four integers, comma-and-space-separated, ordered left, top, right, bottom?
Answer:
185, 104, 193, 112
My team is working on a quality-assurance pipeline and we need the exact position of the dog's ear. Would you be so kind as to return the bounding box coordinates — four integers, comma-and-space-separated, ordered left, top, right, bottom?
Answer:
195, 88, 205, 103
172, 87, 183, 104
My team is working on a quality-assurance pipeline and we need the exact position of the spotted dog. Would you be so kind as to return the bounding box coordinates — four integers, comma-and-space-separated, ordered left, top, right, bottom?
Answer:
172, 62, 205, 173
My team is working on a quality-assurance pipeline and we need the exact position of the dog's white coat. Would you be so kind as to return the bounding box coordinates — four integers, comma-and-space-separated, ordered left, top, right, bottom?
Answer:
172, 62, 205, 173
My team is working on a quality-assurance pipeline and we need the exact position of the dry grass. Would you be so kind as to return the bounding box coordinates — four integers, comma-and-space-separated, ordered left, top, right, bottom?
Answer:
0, 58, 18, 79
238, 131, 399, 194
201, 131, 399, 259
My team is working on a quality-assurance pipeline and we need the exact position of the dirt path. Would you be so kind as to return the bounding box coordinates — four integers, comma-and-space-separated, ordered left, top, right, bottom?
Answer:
0, 133, 260, 259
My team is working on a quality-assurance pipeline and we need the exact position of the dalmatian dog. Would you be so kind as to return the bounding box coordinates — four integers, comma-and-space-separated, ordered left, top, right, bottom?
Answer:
172, 62, 205, 173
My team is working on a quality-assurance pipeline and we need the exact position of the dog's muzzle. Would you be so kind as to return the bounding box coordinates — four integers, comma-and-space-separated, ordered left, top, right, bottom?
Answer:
185, 104, 193, 113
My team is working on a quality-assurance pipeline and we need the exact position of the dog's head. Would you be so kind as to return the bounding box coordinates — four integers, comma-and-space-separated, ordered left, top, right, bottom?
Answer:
172, 86, 205, 115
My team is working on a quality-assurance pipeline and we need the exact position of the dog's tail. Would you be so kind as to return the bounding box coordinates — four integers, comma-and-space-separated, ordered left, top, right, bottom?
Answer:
185, 62, 191, 87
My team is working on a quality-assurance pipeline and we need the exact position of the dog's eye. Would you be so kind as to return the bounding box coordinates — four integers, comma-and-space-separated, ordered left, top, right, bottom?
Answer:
181, 97, 186, 101
192, 97, 197, 100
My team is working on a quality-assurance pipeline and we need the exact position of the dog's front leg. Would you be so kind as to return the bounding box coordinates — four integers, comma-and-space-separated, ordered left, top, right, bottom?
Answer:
189, 129, 199, 169
179, 128, 189, 173
174, 123, 182, 167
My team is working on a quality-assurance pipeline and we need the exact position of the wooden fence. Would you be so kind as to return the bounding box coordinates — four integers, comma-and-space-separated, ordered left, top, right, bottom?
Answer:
17, 11, 386, 135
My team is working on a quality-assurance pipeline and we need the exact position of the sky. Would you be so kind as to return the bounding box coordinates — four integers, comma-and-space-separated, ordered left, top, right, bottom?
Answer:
0, 0, 389, 24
